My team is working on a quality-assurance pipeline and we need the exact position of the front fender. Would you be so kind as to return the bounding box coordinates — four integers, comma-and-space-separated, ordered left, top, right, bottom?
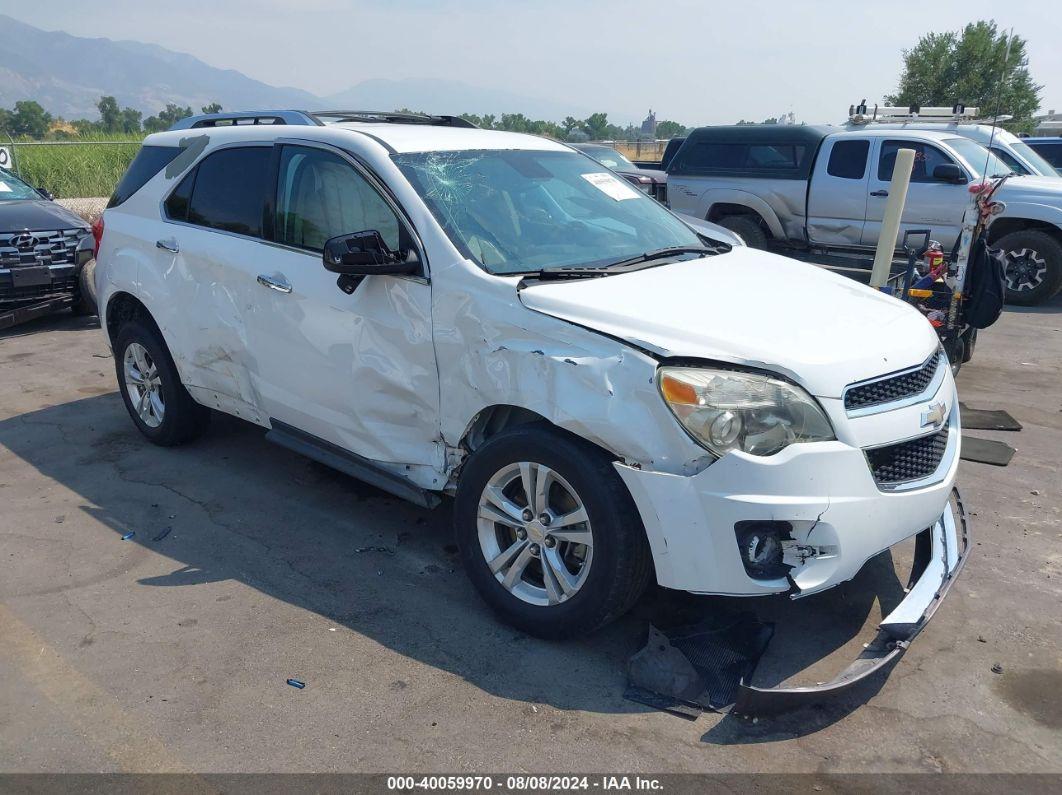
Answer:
994, 201, 1062, 230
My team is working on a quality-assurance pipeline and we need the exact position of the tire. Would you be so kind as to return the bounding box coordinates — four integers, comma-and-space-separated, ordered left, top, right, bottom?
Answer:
995, 229, 1062, 306
716, 214, 769, 249
454, 425, 653, 639
114, 321, 210, 446
72, 259, 98, 316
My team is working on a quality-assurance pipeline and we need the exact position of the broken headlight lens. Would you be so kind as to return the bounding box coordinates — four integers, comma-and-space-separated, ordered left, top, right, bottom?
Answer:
659, 367, 835, 457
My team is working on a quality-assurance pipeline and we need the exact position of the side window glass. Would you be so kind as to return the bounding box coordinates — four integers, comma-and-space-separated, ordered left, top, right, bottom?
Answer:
827, 140, 870, 179
185, 147, 271, 237
746, 145, 803, 169
275, 146, 400, 252
989, 146, 1028, 175
878, 141, 954, 183
164, 168, 196, 221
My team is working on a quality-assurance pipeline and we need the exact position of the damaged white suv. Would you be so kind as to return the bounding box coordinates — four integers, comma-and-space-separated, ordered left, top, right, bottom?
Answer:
96, 111, 966, 700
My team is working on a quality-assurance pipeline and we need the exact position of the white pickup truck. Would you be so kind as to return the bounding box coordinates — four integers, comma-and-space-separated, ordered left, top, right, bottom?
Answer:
666, 124, 1062, 305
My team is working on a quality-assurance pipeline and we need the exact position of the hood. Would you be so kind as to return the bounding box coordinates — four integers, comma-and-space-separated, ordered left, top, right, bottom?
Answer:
996, 176, 1062, 198
518, 247, 939, 398
0, 200, 89, 233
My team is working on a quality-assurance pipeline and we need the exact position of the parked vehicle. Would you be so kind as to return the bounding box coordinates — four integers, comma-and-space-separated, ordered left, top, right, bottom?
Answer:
844, 105, 1060, 178
666, 124, 1062, 305
571, 143, 667, 204
1025, 137, 1062, 173
95, 110, 966, 702
0, 167, 96, 329
633, 137, 686, 171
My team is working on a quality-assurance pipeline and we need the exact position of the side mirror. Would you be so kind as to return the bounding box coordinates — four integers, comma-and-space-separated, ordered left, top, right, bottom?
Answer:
322, 230, 419, 276
37, 187, 55, 201
932, 164, 966, 184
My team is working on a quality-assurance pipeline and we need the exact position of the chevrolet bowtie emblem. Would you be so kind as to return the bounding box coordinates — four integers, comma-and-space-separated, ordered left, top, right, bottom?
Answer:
921, 401, 947, 430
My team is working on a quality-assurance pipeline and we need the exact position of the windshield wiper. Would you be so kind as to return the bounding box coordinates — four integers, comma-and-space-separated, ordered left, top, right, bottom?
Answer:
598, 246, 711, 270
517, 246, 712, 283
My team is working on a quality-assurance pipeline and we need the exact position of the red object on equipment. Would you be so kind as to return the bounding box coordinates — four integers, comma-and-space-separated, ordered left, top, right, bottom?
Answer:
91, 216, 104, 259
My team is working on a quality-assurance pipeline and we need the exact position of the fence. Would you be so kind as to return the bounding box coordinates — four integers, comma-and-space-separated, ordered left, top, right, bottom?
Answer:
2, 138, 143, 199
609, 139, 668, 163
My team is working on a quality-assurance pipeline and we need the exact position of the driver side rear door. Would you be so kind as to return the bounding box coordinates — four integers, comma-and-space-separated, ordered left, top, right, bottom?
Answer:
245, 141, 441, 470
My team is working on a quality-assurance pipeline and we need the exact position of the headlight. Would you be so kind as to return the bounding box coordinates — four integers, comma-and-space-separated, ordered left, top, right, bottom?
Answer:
659, 367, 835, 457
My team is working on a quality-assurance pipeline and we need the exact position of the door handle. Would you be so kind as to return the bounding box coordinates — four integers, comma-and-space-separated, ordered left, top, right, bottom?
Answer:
870, 190, 889, 197
257, 274, 292, 294
156, 239, 179, 253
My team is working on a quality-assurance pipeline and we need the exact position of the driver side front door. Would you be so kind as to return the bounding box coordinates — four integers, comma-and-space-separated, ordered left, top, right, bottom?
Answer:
245, 142, 441, 472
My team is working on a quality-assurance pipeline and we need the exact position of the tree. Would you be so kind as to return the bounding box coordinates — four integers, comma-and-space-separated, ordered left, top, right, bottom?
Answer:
583, 112, 609, 140
656, 120, 687, 138
9, 101, 52, 138
201, 102, 223, 114
561, 116, 582, 137
886, 21, 1042, 133
120, 107, 143, 134
144, 103, 194, 133
97, 96, 121, 133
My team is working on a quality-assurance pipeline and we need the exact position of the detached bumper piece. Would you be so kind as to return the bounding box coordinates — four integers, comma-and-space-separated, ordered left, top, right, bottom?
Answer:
0, 295, 74, 330
731, 488, 969, 718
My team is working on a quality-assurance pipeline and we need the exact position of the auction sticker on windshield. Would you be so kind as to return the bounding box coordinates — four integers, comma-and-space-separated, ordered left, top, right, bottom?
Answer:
581, 171, 640, 201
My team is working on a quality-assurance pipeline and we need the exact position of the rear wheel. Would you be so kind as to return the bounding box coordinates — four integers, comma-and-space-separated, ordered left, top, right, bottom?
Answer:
72, 259, 98, 316
716, 214, 768, 249
114, 321, 210, 446
454, 426, 652, 639
995, 229, 1062, 306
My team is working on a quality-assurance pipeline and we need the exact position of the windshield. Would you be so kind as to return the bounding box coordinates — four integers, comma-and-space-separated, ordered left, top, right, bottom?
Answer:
393, 149, 704, 275
0, 168, 43, 201
1010, 141, 1059, 176
944, 137, 1015, 178
582, 146, 637, 171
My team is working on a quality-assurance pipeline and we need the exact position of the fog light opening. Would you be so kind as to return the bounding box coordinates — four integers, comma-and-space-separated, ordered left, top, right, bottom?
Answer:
735, 521, 793, 580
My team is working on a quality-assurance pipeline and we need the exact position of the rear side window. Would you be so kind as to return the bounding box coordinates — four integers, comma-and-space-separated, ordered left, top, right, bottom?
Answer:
682, 143, 746, 170
108, 145, 183, 208
164, 169, 196, 221
184, 147, 271, 237
746, 145, 804, 169
827, 140, 870, 179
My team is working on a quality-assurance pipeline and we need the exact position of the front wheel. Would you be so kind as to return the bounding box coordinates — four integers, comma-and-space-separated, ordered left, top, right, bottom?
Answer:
454, 426, 653, 639
716, 214, 768, 249
996, 229, 1062, 306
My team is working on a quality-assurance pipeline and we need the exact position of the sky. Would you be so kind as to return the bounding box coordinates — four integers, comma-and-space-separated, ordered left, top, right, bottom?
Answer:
4, 0, 1060, 127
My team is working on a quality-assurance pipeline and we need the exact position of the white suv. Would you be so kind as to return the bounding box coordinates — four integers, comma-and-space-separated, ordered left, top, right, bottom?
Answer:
96, 111, 966, 700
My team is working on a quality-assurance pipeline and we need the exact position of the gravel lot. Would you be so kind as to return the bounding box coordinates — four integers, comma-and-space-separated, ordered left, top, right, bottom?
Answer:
0, 297, 1059, 774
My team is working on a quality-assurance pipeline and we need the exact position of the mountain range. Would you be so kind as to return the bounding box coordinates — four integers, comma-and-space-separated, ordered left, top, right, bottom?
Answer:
0, 14, 594, 122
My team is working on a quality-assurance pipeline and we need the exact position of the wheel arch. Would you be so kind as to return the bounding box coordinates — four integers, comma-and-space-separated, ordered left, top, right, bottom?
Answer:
704, 193, 784, 240
987, 217, 1062, 245
105, 291, 163, 347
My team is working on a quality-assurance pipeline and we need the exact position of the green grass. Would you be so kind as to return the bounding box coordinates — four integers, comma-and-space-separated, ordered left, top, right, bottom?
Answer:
6, 134, 144, 199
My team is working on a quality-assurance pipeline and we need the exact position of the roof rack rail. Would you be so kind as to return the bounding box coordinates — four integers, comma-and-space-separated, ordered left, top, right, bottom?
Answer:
168, 109, 479, 131
847, 102, 992, 125
312, 110, 478, 128
169, 110, 321, 130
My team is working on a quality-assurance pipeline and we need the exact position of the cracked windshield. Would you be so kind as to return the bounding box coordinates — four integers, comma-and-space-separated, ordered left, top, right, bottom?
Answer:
393, 149, 707, 274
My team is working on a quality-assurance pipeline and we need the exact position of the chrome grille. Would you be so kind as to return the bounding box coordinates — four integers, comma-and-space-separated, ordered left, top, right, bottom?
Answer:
0, 229, 86, 268
866, 426, 949, 487
845, 353, 941, 412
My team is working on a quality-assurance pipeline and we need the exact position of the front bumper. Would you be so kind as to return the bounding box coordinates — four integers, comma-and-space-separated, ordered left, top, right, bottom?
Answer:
731, 489, 969, 716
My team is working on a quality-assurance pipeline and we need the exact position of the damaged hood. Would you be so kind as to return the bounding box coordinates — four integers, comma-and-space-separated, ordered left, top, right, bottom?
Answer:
518, 247, 939, 398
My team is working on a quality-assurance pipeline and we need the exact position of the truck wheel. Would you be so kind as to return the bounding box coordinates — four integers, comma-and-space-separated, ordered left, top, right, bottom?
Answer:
716, 214, 768, 249
454, 425, 653, 639
114, 321, 210, 446
72, 259, 98, 316
996, 230, 1062, 306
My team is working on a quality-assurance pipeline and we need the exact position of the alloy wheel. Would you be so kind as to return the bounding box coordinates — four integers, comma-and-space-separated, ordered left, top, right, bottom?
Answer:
476, 462, 594, 606
1005, 247, 1047, 292
123, 342, 165, 428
